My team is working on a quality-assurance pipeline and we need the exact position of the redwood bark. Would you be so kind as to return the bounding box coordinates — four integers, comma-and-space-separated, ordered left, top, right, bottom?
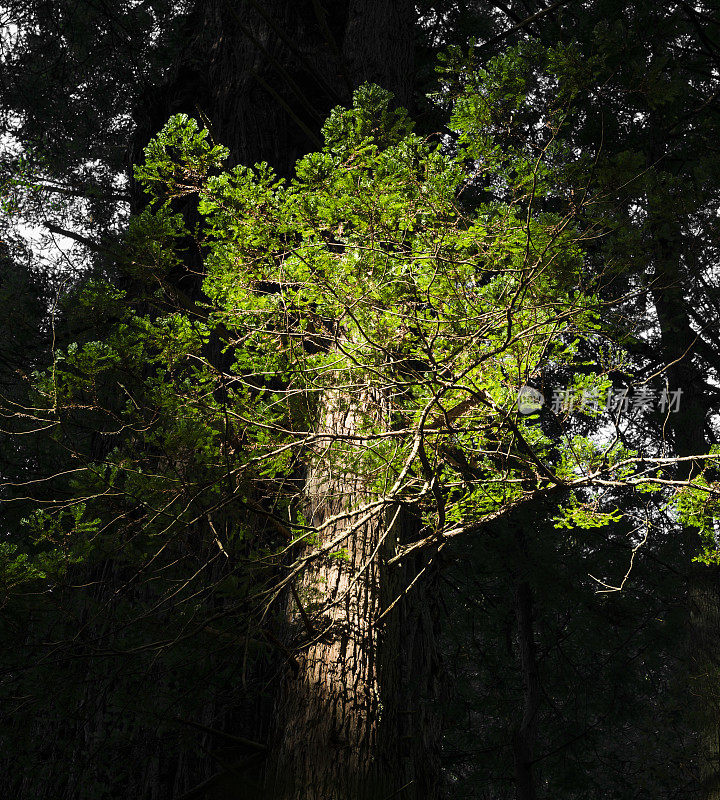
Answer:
268, 390, 441, 800
132, 0, 414, 186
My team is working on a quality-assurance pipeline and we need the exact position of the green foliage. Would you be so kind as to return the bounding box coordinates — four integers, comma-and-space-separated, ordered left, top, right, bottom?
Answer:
4, 6, 720, 798
553, 492, 623, 530
676, 475, 720, 565
134, 114, 229, 201
12, 80, 701, 587
320, 84, 413, 153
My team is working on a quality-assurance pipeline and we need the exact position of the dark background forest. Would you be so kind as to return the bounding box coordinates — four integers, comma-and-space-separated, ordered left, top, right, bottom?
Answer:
2, 2, 720, 799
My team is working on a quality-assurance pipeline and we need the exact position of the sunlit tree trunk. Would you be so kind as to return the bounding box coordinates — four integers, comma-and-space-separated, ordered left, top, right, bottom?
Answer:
268, 388, 441, 800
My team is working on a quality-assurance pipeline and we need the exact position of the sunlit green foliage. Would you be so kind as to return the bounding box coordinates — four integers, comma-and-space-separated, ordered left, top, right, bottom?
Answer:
5, 79, 715, 600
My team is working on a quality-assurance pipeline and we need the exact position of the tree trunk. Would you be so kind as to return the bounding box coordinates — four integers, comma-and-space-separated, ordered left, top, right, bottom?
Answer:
267, 388, 441, 800
131, 3, 442, 798
131, 0, 414, 186
511, 524, 540, 800
512, 581, 540, 800
646, 159, 720, 798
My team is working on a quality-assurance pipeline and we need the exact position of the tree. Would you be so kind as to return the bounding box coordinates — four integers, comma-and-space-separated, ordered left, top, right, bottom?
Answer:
4, 3, 720, 799
7, 71, 718, 799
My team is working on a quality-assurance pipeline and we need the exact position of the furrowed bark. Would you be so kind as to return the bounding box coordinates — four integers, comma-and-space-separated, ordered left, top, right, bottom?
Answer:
268, 387, 441, 800
270, 388, 391, 799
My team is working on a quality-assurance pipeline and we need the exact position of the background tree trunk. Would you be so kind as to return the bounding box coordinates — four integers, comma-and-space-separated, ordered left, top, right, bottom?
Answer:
132, 0, 415, 185
511, 524, 540, 800
645, 149, 720, 798
133, 3, 441, 798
